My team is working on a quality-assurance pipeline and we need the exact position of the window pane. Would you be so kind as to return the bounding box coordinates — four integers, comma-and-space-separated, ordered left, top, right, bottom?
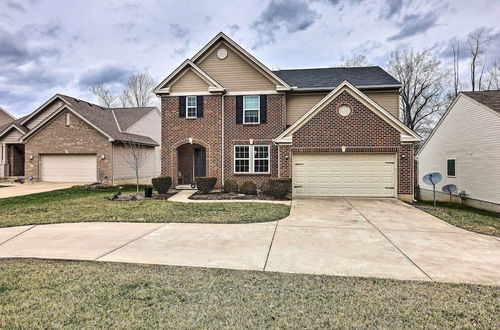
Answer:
254, 159, 269, 173
187, 108, 197, 117
235, 159, 250, 173
235, 146, 249, 158
187, 96, 196, 107
447, 159, 456, 176
254, 146, 268, 159
244, 96, 259, 109
244, 110, 259, 123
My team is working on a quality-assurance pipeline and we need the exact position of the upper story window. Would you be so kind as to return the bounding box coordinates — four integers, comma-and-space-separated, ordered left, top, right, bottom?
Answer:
186, 96, 197, 118
243, 96, 260, 124
447, 159, 456, 177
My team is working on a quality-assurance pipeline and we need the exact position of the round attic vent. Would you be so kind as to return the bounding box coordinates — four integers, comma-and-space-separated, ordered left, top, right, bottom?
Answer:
338, 104, 352, 117
217, 48, 228, 59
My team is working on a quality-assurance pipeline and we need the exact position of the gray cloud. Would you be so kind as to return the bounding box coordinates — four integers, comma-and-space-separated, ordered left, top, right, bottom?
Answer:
379, 0, 404, 19
170, 23, 189, 39
251, 0, 319, 48
78, 63, 134, 88
388, 11, 439, 41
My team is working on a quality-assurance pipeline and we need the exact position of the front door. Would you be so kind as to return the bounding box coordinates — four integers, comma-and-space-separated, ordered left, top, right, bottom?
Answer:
194, 148, 206, 178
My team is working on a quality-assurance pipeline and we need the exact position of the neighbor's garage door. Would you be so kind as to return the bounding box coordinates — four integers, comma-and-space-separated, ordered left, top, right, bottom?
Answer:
40, 154, 97, 182
293, 153, 396, 197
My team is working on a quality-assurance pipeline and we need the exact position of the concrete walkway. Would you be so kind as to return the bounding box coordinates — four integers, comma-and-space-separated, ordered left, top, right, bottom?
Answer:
0, 198, 499, 285
168, 189, 291, 205
0, 182, 77, 199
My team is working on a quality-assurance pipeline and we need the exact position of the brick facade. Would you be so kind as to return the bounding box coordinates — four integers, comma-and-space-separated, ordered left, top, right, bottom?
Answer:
278, 90, 414, 199
24, 110, 112, 182
161, 90, 415, 200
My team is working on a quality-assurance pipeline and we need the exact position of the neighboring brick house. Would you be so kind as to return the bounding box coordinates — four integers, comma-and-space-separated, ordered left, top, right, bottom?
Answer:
155, 32, 420, 201
0, 94, 161, 184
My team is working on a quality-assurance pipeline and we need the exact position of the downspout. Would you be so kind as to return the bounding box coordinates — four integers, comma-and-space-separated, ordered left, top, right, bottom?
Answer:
221, 93, 225, 186
277, 143, 280, 178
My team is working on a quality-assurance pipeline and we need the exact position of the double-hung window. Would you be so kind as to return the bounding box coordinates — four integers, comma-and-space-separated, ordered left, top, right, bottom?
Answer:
447, 159, 456, 177
243, 96, 259, 124
234, 145, 270, 174
186, 96, 197, 118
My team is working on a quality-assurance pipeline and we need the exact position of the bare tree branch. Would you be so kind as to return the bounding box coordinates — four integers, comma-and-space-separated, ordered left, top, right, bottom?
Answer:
121, 73, 158, 107
90, 84, 116, 107
121, 142, 149, 193
468, 28, 490, 91
336, 55, 370, 67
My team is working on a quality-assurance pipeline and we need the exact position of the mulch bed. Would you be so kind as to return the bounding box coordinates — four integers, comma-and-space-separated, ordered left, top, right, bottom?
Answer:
107, 192, 177, 201
189, 191, 290, 201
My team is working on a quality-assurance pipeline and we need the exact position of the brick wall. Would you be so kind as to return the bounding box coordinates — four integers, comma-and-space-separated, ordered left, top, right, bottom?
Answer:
24, 110, 112, 182
281, 90, 414, 198
161, 95, 223, 187
223, 94, 285, 186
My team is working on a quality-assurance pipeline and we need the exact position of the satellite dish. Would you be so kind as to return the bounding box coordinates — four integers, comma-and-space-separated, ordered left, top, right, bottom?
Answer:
442, 184, 457, 194
422, 172, 442, 185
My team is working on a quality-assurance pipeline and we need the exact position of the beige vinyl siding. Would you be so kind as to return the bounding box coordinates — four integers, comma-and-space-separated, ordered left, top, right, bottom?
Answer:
418, 95, 500, 204
0, 128, 23, 143
0, 110, 13, 126
286, 92, 328, 125
196, 41, 276, 92
113, 144, 156, 180
170, 68, 210, 93
364, 90, 399, 118
124, 110, 161, 176
25, 99, 64, 130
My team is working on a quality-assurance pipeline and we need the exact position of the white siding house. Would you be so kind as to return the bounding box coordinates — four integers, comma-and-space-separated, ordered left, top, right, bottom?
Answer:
417, 92, 500, 212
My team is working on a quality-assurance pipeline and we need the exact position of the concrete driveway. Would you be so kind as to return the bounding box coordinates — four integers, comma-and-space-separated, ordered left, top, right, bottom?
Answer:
0, 182, 77, 199
0, 198, 499, 285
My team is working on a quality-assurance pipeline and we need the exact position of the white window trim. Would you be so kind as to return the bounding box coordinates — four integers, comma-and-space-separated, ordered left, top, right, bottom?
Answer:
233, 144, 270, 174
447, 158, 456, 177
186, 96, 197, 118
243, 95, 260, 124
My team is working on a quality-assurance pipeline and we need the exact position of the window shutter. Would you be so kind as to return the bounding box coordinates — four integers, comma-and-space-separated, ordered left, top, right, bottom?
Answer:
236, 96, 243, 124
260, 95, 267, 123
197, 96, 204, 117
179, 96, 186, 117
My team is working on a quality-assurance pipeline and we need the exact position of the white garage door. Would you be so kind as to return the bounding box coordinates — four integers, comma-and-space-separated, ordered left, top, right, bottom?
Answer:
293, 153, 397, 197
40, 154, 97, 182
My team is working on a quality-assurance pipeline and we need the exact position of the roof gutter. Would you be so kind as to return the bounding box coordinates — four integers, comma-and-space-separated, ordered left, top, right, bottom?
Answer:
289, 84, 401, 92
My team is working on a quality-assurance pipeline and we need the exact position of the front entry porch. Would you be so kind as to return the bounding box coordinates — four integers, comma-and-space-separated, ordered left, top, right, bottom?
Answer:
176, 143, 206, 185
0, 143, 25, 178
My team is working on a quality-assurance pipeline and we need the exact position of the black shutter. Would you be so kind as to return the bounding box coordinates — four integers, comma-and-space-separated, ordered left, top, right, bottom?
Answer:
236, 96, 243, 124
260, 95, 267, 123
197, 96, 204, 117
179, 96, 186, 117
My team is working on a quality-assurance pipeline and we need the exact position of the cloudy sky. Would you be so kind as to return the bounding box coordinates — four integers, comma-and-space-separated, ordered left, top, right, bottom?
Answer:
1, 0, 499, 117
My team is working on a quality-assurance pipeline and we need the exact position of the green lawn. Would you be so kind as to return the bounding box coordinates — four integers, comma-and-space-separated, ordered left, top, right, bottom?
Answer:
0, 259, 498, 328
415, 201, 500, 237
0, 188, 290, 228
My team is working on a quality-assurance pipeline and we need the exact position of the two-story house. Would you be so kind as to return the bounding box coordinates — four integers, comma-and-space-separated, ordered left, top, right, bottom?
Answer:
155, 32, 420, 201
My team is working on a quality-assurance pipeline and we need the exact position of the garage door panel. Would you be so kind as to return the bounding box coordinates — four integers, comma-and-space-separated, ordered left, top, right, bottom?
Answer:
293, 153, 396, 197
40, 154, 97, 183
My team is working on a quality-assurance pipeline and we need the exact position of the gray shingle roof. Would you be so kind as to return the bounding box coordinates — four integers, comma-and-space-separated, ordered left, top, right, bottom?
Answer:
272, 66, 400, 89
462, 90, 500, 113
112, 107, 157, 131
0, 116, 29, 138
58, 95, 158, 146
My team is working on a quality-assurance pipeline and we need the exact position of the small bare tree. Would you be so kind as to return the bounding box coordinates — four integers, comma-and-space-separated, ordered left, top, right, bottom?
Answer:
467, 29, 490, 91
338, 55, 370, 67
452, 42, 461, 97
90, 84, 116, 107
120, 73, 157, 107
485, 61, 500, 90
122, 142, 148, 193
387, 49, 450, 137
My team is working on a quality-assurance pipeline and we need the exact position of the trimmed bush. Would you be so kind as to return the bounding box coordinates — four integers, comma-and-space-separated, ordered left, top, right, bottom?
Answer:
239, 181, 257, 195
259, 180, 271, 195
268, 178, 292, 199
223, 179, 239, 193
152, 177, 172, 194
196, 177, 217, 194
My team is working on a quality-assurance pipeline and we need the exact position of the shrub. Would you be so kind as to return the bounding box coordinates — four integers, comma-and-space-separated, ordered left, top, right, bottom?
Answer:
259, 180, 271, 195
196, 177, 217, 194
239, 181, 257, 195
152, 177, 172, 194
268, 178, 292, 199
223, 179, 238, 193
